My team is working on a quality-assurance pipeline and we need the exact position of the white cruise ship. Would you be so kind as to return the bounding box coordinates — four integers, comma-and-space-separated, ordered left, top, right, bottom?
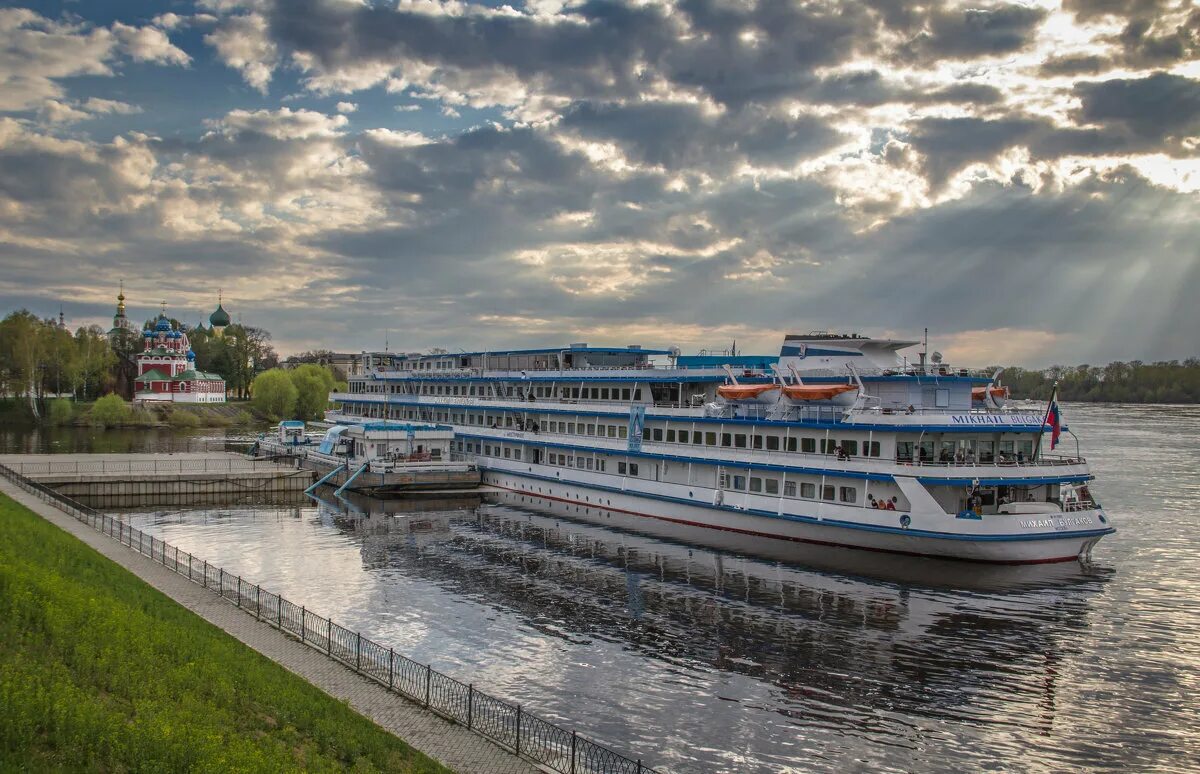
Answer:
325, 333, 1113, 564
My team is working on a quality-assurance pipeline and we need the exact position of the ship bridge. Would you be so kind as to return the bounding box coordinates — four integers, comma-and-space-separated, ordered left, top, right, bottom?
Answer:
779, 332, 919, 373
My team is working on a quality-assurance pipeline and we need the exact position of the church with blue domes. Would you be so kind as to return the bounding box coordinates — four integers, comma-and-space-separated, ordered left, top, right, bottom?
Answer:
133, 304, 226, 403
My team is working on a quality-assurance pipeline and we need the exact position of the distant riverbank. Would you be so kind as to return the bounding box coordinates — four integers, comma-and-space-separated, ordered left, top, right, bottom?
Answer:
1002, 359, 1200, 403
0, 398, 258, 429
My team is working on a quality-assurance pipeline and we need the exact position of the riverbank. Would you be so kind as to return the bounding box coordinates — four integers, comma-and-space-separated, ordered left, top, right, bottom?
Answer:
0, 398, 258, 429
0, 491, 450, 774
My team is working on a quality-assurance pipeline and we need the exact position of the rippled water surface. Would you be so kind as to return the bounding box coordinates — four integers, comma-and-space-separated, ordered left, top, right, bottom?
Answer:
45, 405, 1200, 772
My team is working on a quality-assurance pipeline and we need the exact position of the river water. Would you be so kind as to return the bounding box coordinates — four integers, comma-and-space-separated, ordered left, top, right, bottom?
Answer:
8, 405, 1199, 772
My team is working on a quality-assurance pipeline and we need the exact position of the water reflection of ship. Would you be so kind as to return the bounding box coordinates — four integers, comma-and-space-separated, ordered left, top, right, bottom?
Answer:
314, 489, 1109, 730
312, 489, 477, 557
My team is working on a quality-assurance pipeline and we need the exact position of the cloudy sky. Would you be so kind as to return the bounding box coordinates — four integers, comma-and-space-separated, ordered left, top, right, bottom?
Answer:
1, 0, 1197, 366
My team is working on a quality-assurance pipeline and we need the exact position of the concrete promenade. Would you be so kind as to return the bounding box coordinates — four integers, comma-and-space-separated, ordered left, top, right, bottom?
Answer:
0, 477, 538, 774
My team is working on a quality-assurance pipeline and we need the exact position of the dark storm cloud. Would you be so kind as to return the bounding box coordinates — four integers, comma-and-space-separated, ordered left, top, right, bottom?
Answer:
267, 0, 676, 101
1073, 72, 1200, 143
559, 102, 843, 171
895, 4, 1048, 62
1038, 54, 1110, 77
358, 124, 597, 214
905, 116, 1044, 188
913, 83, 1005, 105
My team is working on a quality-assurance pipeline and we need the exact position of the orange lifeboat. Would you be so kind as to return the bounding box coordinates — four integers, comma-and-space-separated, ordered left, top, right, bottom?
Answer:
716, 384, 781, 401
971, 386, 1010, 402
781, 384, 858, 401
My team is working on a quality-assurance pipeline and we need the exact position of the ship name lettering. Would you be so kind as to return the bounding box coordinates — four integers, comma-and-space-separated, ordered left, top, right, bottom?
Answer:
950, 414, 1041, 425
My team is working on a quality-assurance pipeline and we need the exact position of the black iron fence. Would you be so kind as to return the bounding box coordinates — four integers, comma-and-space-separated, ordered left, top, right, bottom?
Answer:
0, 462, 660, 774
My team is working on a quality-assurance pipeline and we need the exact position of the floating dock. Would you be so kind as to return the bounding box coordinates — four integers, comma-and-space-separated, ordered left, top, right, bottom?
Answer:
0, 453, 314, 506
254, 421, 481, 496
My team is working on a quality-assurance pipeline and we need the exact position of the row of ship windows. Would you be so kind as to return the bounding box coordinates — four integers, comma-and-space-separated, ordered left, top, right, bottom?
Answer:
454, 441, 864, 504
352, 407, 1039, 465
351, 383, 645, 401
640, 426, 883, 457
361, 407, 886, 457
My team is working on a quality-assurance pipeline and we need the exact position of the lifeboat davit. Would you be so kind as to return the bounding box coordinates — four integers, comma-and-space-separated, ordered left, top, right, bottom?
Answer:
781, 384, 858, 402
716, 384, 781, 402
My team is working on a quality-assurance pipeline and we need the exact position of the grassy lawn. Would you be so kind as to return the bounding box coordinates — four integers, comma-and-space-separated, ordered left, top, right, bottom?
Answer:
0, 492, 452, 773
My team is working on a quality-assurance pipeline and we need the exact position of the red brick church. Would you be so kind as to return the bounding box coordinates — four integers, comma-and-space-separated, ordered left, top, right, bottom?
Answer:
133, 309, 225, 403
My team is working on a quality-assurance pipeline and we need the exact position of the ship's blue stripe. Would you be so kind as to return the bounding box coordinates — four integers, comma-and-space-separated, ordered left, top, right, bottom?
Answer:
480, 465, 1115, 543
333, 397, 1054, 433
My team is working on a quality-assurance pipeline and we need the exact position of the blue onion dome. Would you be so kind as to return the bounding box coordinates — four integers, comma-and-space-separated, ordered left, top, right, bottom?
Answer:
143, 328, 154, 337
187, 349, 196, 361
209, 303, 231, 327
155, 314, 172, 332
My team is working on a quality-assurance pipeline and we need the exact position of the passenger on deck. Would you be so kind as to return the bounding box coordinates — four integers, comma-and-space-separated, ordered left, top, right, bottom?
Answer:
885, 498, 897, 510
905, 404, 916, 414
939, 448, 951, 463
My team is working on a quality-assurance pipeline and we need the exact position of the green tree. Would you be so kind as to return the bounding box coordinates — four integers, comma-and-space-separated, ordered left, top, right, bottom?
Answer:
90, 394, 131, 427
290, 364, 336, 420
74, 325, 116, 400
251, 369, 297, 420
46, 398, 75, 426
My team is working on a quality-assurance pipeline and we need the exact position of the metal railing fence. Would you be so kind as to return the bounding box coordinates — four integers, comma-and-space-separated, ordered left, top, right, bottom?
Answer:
3, 456, 288, 477
0, 462, 659, 774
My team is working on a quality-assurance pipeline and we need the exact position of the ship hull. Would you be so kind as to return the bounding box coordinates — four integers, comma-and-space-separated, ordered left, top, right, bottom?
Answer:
479, 464, 1110, 564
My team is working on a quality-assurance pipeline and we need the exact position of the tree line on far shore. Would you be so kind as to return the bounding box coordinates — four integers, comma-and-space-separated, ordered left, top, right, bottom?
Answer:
999, 359, 1200, 403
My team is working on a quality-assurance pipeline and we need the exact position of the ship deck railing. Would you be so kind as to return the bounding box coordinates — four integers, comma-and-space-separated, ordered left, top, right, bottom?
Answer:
331, 395, 1034, 421
895, 454, 1086, 468
355, 362, 997, 380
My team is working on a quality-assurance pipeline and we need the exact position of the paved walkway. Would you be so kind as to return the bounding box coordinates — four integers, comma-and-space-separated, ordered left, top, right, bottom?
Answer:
0, 479, 538, 774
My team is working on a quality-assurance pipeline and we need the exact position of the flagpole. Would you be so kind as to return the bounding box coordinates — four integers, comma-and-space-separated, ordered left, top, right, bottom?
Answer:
1033, 380, 1058, 461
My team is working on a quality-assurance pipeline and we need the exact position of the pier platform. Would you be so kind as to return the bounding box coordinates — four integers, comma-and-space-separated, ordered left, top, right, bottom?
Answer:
0, 453, 314, 504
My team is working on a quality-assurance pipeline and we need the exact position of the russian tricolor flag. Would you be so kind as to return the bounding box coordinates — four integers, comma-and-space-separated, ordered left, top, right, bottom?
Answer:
1046, 389, 1062, 450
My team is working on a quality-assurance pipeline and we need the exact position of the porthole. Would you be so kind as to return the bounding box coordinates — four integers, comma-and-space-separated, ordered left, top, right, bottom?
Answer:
900, 515, 911, 528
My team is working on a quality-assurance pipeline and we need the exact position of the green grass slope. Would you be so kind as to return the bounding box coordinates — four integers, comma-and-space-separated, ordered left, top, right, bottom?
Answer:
0, 492, 452, 774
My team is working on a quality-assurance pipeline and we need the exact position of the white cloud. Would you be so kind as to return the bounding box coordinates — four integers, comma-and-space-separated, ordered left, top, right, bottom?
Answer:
361, 128, 431, 147
112, 22, 191, 66
335, 101, 358, 113
0, 9, 116, 110
204, 13, 277, 93
37, 97, 141, 124
151, 13, 185, 30
82, 98, 142, 116
207, 107, 349, 140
